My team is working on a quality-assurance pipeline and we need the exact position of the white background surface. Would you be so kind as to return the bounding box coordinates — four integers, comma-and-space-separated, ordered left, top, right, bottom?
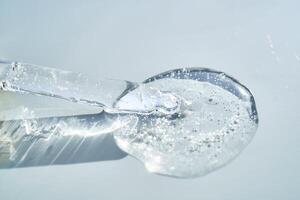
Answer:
0, 1, 299, 199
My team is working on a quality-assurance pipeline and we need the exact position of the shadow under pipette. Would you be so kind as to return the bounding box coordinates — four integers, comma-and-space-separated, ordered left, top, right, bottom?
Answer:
0, 112, 128, 168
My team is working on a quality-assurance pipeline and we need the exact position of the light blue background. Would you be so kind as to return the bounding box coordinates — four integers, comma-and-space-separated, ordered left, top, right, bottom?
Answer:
0, 1, 299, 199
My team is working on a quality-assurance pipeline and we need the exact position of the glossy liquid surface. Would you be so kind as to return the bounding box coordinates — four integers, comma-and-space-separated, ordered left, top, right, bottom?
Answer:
115, 68, 258, 177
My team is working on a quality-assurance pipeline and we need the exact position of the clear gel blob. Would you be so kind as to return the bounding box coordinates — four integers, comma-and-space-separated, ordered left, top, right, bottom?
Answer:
114, 68, 258, 178
0, 62, 258, 178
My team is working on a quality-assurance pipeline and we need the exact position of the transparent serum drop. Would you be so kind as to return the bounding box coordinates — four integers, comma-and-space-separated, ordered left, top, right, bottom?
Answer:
114, 68, 258, 178
0, 61, 258, 178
